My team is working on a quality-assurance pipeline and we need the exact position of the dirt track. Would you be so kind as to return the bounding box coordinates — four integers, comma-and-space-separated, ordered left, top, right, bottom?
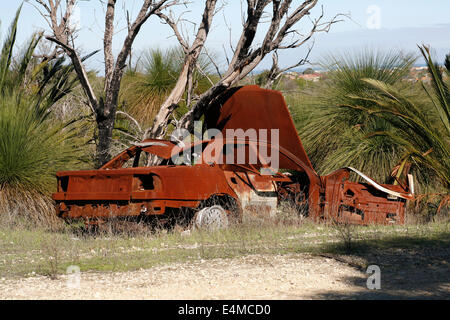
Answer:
1, 253, 449, 300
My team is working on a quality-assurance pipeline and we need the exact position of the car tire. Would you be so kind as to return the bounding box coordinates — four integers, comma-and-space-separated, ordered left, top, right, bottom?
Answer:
193, 205, 229, 231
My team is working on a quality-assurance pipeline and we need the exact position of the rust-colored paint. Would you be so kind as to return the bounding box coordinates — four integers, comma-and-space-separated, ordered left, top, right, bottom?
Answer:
204, 85, 316, 172
101, 139, 176, 169
321, 168, 407, 225
53, 86, 414, 225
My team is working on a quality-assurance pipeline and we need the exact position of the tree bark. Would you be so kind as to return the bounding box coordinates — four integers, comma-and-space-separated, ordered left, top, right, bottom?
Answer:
96, 114, 116, 166
146, 0, 217, 140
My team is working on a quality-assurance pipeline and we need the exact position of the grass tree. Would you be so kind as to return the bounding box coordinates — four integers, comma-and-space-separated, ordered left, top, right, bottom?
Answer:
299, 50, 417, 182
0, 6, 87, 227
353, 46, 449, 191
120, 48, 182, 128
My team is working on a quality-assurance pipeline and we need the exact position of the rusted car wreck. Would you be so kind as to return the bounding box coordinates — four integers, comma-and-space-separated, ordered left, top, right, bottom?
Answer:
53, 86, 414, 227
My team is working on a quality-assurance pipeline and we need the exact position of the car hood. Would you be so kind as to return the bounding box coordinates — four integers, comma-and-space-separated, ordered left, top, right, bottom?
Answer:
204, 85, 316, 173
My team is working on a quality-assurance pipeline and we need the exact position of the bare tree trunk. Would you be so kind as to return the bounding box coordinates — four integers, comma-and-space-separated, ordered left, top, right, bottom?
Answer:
96, 115, 116, 165
149, 61, 191, 139
33, 0, 178, 166
146, 0, 218, 140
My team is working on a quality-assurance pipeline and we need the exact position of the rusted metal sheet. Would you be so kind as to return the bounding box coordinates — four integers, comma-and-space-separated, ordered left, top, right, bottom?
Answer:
55, 164, 236, 219
52, 85, 414, 226
101, 139, 176, 169
223, 171, 278, 218
320, 168, 409, 225
204, 85, 316, 172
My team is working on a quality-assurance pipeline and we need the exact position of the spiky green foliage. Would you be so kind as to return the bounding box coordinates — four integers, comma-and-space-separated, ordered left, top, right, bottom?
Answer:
119, 48, 183, 128
0, 7, 87, 227
418, 46, 450, 134
298, 50, 417, 182
348, 46, 449, 190
356, 79, 449, 189
0, 92, 84, 192
0, 4, 22, 92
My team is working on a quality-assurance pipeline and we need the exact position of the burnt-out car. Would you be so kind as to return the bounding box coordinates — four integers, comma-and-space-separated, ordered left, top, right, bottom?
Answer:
53, 86, 414, 227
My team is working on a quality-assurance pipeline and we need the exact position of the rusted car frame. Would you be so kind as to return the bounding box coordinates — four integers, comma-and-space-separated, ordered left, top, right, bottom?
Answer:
53, 85, 414, 226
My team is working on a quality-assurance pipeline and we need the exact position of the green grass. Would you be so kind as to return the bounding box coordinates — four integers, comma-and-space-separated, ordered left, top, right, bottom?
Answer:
0, 5, 91, 227
286, 48, 448, 196
0, 217, 448, 279
294, 50, 417, 181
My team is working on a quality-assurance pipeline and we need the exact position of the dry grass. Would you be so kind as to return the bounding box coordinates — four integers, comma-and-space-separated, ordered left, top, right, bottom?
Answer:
0, 203, 448, 280
330, 219, 357, 253
0, 190, 63, 231
406, 194, 450, 224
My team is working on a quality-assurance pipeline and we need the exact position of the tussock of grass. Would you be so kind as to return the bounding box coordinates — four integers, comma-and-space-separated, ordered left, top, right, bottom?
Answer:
0, 7, 90, 228
296, 50, 417, 182
0, 93, 84, 229
0, 189, 61, 230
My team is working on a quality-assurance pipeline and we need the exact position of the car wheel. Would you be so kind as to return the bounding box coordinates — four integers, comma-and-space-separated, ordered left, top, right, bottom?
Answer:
193, 205, 229, 231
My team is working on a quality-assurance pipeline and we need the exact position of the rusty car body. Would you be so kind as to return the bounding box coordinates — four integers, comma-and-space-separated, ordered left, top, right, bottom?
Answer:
53, 86, 414, 226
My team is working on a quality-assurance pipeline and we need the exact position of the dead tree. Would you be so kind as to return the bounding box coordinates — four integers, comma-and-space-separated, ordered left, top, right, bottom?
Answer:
149, 0, 343, 138
31, 0, 341, 166
31, 0, 179, 166
263, 46, 313, 90
146, 0, 219, 139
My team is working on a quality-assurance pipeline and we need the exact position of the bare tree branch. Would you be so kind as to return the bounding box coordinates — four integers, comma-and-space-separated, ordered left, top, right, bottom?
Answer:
147, 0, 218, 139
156, 10, 190, 53
264, 43, 314, 89
45, 36, 100, 112
203, 47, 222, 78
104, 0, 116, 93
116, 110, 143, 134
177, 0, 344, 132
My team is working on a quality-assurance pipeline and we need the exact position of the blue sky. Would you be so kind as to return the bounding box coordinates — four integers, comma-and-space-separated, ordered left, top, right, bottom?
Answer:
1, 1, 449, 71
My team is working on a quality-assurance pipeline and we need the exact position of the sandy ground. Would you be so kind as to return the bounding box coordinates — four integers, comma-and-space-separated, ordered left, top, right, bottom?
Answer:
1, 253, 448, 300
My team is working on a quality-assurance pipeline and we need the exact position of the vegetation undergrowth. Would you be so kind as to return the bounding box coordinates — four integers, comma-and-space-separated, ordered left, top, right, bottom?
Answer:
0, 210, 448, 278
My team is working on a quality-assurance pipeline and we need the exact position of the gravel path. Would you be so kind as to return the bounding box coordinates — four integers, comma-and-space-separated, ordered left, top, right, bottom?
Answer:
1, 253, 448, 299
0, 254, 365, 299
